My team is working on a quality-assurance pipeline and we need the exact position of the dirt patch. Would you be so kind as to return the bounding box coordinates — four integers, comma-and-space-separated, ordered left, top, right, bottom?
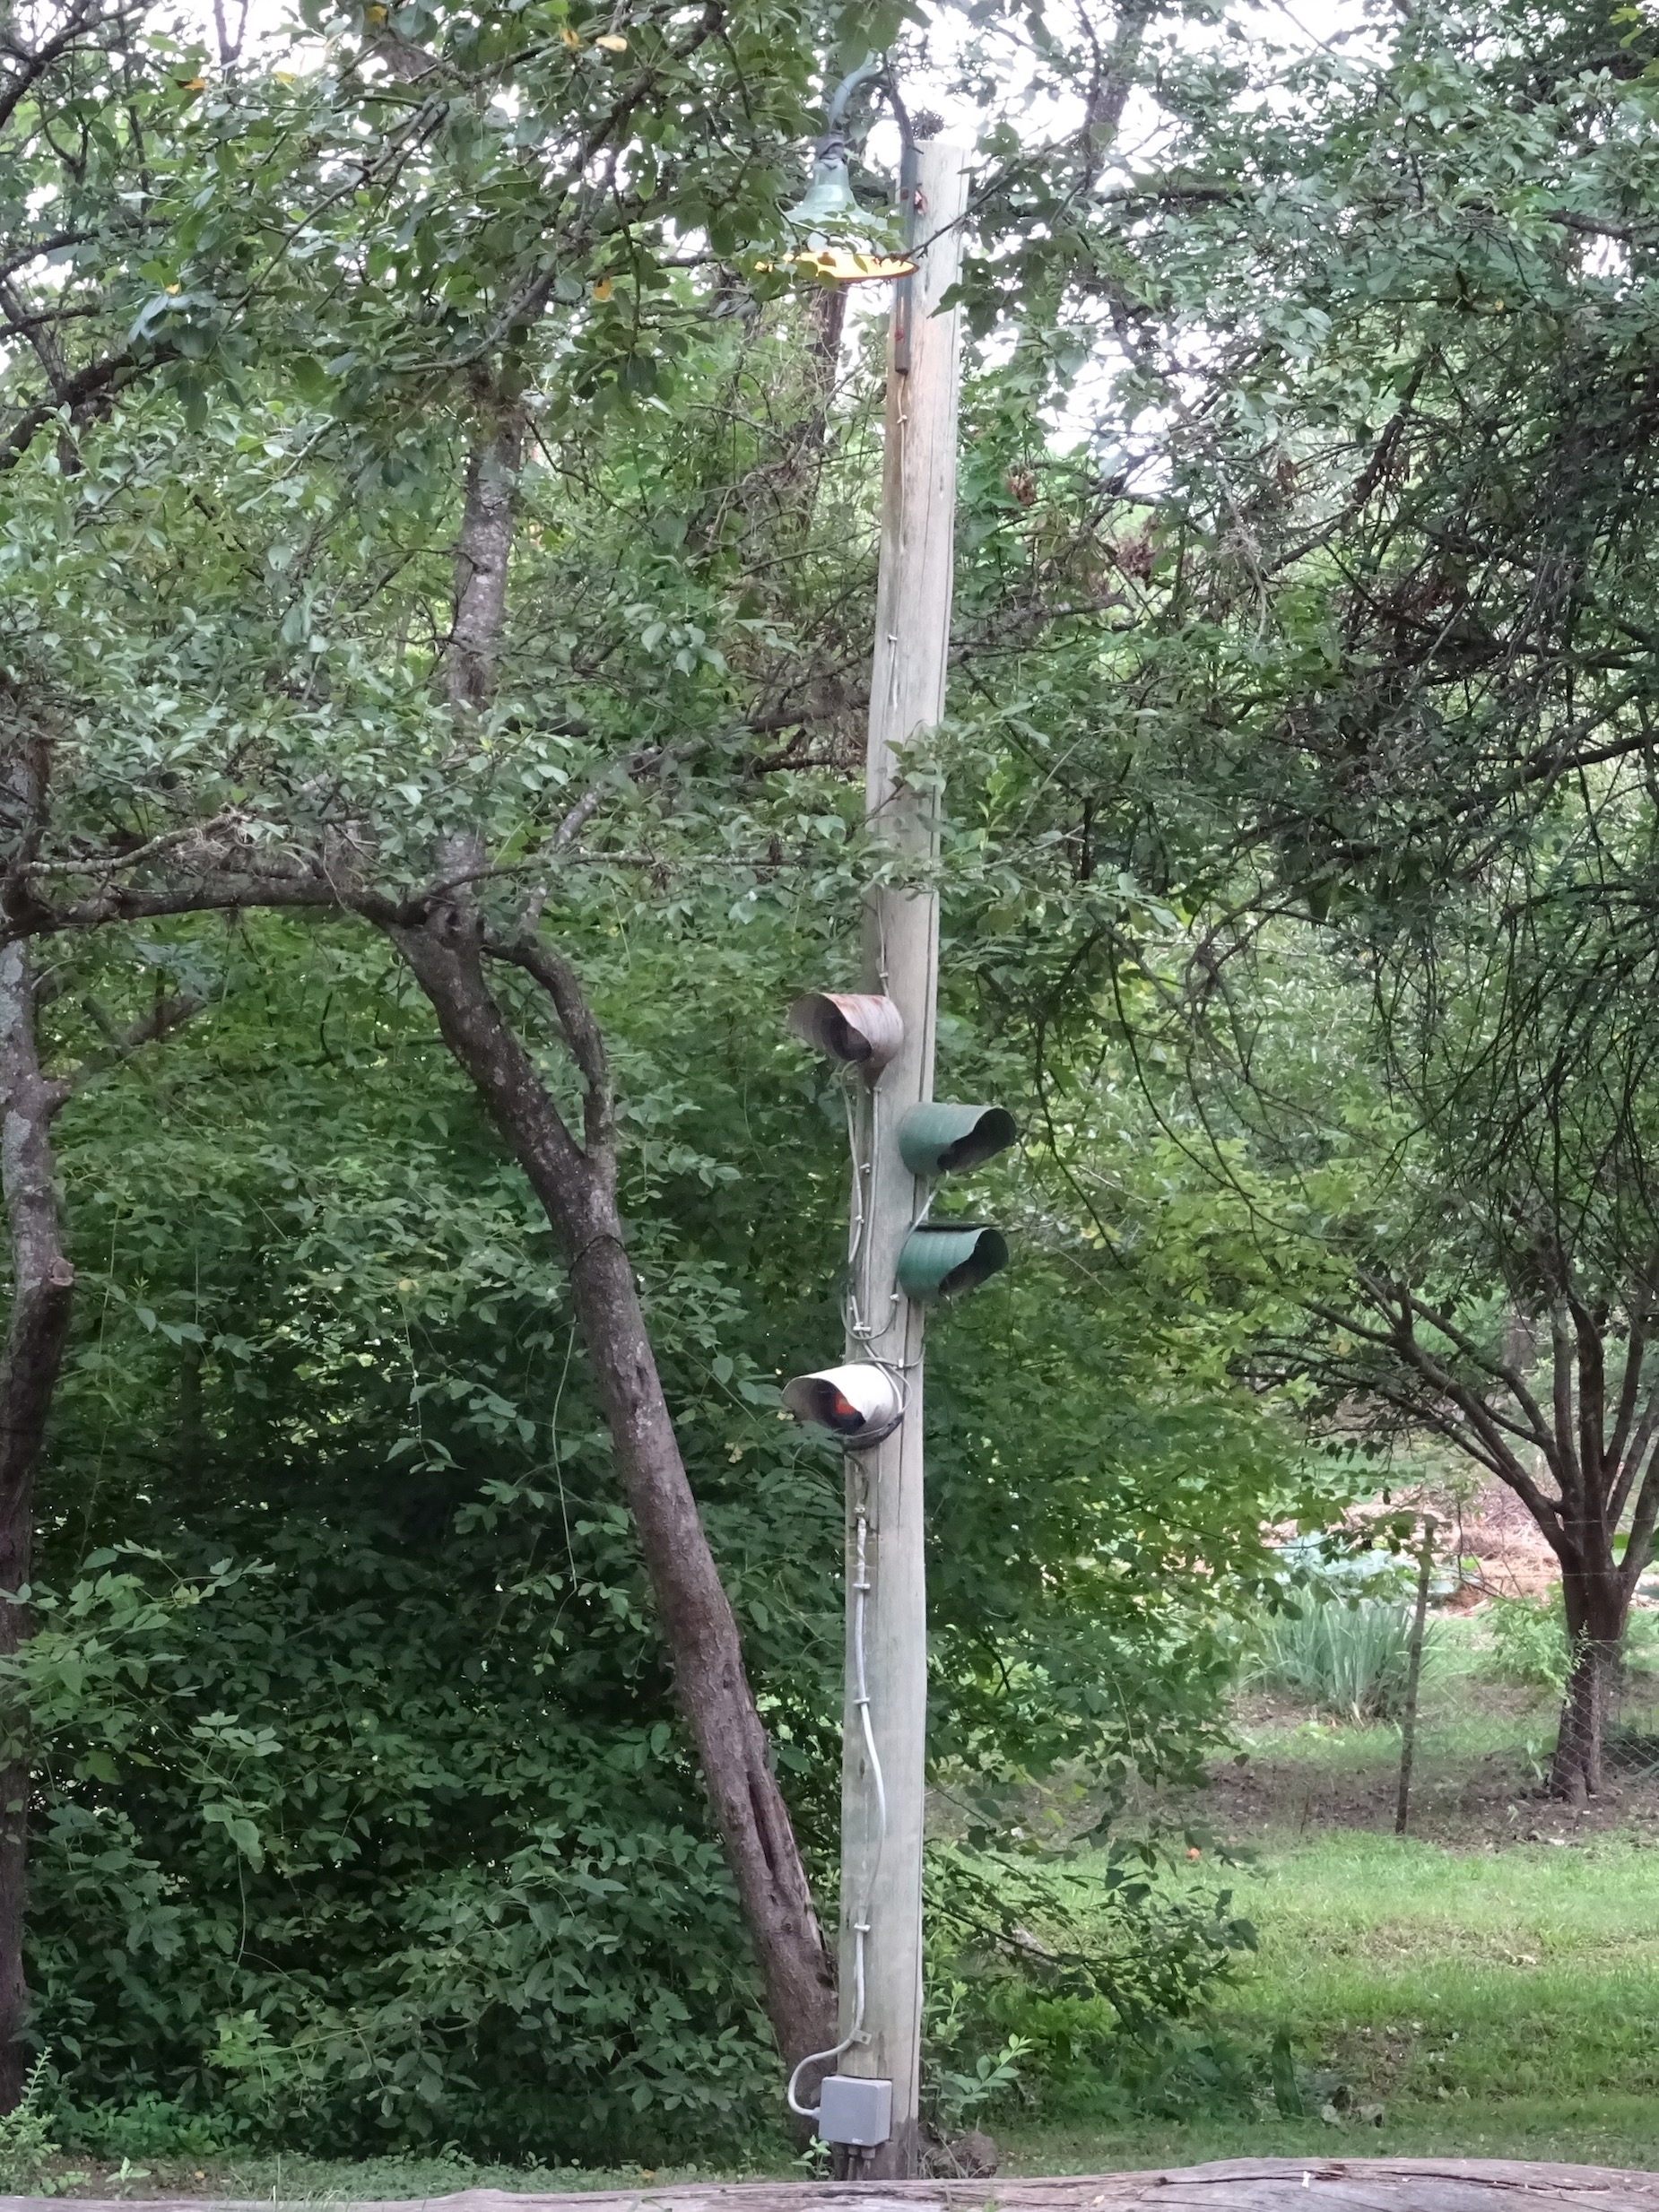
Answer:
1326, 1477, 1562, 1603
1145, 1681, 1659, 1852
29, 2161, 229, 2199
1451, 1484, 1566, 1603
1197, 1742, 1659, 1849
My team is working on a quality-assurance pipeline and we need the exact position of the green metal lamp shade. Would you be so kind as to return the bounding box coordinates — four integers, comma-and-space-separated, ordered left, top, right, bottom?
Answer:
898, 1103, 1018, 1178
784, 146, 861, 228
779, 134, 918, 284
896, 1221, 1009, 1301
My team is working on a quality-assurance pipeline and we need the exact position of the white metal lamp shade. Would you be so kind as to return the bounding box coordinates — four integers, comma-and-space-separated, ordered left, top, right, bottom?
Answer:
786, 990, 904, 1075
783, 1362, 904, 1449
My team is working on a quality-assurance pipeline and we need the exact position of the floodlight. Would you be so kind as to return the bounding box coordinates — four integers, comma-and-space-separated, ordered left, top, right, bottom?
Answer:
898, 1103, 1018, 1178
786, 991, 904, 1075
782, 1362, 905, 1448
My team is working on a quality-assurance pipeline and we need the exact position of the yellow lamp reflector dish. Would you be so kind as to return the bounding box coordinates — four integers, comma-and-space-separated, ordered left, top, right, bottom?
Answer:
790, 247, 917, 283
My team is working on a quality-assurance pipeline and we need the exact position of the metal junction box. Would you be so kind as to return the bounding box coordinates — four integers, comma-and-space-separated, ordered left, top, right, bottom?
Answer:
817, 2074, 893, 2147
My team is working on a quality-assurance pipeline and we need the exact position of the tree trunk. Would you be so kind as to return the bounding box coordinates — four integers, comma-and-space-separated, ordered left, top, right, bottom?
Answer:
0, 943, 74, 2106
386, 914, 837, 2079
1548, 1551, 1630, 1801
447, 408, 523, 718
1550, 1632, 1619, 1803
412, 396, 833, 2083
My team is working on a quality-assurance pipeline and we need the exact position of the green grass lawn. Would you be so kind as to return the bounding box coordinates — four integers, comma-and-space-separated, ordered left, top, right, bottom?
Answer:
36, 2148, 788, 2201
1002, 1809, 1659, 2174
170, 2152, 754, 2200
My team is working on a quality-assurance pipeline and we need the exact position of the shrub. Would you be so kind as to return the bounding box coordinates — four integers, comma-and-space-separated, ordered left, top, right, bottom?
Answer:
55, 2091, 238, 2163
1246, 1599, 1425, 1722
1484, 1592, 1571, 1692
919, 1841, 1257, 2127
13, 1549, 777, 2164
0, 2056, 66, 2194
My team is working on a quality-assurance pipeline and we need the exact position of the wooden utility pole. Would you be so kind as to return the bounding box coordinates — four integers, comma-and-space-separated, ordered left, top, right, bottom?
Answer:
835, 138, 969, 2181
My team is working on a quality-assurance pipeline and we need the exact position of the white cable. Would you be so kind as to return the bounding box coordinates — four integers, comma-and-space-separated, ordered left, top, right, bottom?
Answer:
844, 1085, 866, 1270
786, 1966, 860, 2120
842, 1084, 873, 1343
844, 1084, 899, 1348
851, 1496, 889, 1863
786, 1491, 888, 2122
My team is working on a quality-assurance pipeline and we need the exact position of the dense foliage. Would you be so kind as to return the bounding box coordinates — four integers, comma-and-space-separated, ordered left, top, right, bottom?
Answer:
938, 0, 1659, 1793
0, 906, 1305, 2153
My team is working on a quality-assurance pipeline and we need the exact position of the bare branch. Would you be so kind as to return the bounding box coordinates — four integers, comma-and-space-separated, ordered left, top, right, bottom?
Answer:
554, 745, 666, 850
0, 230, 96, 291
1357, 1287, 1568, 1540
1604, 1316, 1649, 1483
0, 0, 125, 135
1551, 1299, 1585, 1505
1611, 1385, 1659, 1530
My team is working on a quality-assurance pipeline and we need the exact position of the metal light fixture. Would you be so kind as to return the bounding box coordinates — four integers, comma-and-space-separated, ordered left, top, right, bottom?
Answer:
782, 56, 917, 285
898, 1103, 1018, 1178
896, 1221, 1009, 1301
783, 1361, 905, 1447
785, 138, 861, 230
787, 990, 904, 1076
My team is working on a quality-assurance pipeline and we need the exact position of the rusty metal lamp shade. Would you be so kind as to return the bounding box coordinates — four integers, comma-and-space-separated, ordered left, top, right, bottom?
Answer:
898, 1103, 1018, 1178
896, 1221, 1009, 1301
786, 991, 904, 1075
782, 1361, 904, 1449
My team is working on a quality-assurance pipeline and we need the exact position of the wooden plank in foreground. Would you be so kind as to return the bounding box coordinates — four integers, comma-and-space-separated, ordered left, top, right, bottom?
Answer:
10, 2159, 1659, 2212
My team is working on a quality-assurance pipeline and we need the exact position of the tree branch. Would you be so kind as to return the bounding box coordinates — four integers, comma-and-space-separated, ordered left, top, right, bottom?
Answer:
58, 989, 205, 1100
0, 0, 118, 134
0, 350, 145, 473
1604, 1315, 1649, 1486
1353, 1287, 1567, 1540
485, 932, 613, 1159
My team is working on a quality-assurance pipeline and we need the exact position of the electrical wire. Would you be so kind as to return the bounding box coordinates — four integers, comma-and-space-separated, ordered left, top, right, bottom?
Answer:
850, 1486, 889, 1873
786, 1486, 888, 2122
842, 1082, 872, 1336
842, 1079, 902, 1359
792, 987, 911, 2121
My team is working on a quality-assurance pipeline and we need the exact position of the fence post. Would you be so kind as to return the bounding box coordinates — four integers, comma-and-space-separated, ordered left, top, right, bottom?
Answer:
1394, 1518, 1437, 1835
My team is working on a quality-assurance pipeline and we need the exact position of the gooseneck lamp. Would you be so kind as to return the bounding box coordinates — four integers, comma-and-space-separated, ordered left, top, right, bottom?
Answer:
784, 55, 918, 284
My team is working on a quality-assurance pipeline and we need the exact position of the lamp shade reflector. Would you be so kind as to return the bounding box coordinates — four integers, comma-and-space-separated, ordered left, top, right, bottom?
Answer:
786, 991, 904, 1074
896, 1222, 1009, 1301
790, 246, 917, 283
898, 1103, 1018, 1178
782, 1362, 904, 1448
781, 139, 916, 282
